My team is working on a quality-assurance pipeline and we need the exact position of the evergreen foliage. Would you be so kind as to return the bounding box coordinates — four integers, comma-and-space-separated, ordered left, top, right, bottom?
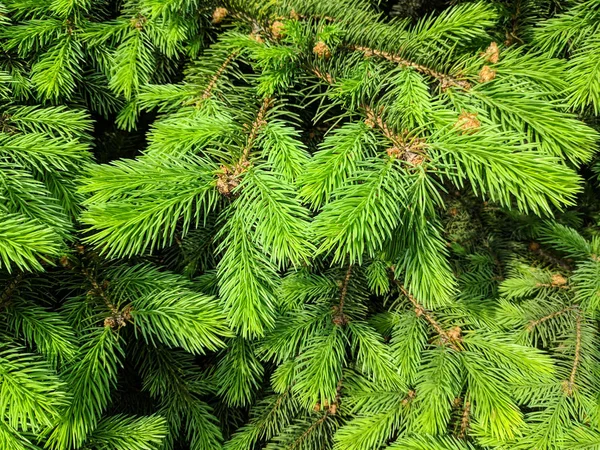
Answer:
0, 0, 599, 449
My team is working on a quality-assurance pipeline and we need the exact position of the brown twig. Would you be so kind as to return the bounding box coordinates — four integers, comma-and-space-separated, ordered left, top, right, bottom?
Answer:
563, 311, 582, 396
458, 400, 471, 439
396, 283, 461, 350
332, 266, 352, 326
529, 242, 573, 271
0, 272, 24, 308
80, 265, 133, 329
312, 69, 427, 164
242, 96, 273, 161
364, 105, 403, 146
81, 266, 116, 313
200, 51, 238, 101
527, 305, 578, 331
290, 414, 329, 450
338, 265, 352, 313
363, 105, 427, 164
351, 45, 471, 90
216, 96, 274, 196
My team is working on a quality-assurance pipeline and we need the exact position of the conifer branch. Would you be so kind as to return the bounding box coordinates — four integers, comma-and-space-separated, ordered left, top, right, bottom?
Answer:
527, 305, 579, 331
351, 45, 472, 90
200, 51, 238, 102
217, 96, 274, 196
2, 2, 598, 448
564, 311, 582, 397
458, 400, 470, 439
80, 264, 132, 329
0, 272, 24, 308
333, 265, 352, 326
80, 266, 116, 314
528, 242, 573, 271
397, 283, 460, 350
290, 414, 330, 450
243, 96, 273, 161
312, 69, 427, 165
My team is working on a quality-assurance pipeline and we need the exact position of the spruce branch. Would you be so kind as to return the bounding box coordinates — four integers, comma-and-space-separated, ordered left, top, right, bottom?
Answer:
563, 311, 582, 397
80, 265, 117, 314
216, 96, 273, 196
527, 305, 579, 331
243, 96, 273, 161
458, 399, 470, 439
332, 265, 352, 326
351, 45, 472, 90
289, 413, 331, 450
397, 283, 461, 351
200, 51, 238, 102
0, 272, 24, 308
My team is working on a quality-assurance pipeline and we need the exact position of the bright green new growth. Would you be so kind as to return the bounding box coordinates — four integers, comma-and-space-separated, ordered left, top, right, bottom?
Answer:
0, 0, 599, 449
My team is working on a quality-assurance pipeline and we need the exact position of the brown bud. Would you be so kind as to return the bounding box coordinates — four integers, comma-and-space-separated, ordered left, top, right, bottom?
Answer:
386, 146, 402, 159
332, 309, 348, 326
449, 207, 458, 217
313, 402, 321, 411
551, 274, 567, 287
130, 16, 146, 30
270, 21, 285, 39
479, 65, 496, 83
328, 403, 337, 414
455, 111, 481, 133
121, 305, 133, 322
313, 41, 331, 58
212, 7, 228, 24
481, 42, 500, 64
529, 242, 540, 252
216, 161, 251, 197
404, 151, 425, 166
59, 255, 71, 268
104, 316, 116, 328
447, 326, 462, 342
250, 33, 264, 44
402, 390, 416, 405
290, 9, 300, 20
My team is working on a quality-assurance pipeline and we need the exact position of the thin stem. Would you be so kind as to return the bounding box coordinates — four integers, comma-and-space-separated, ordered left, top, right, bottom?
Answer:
333, 265, 352, 326
363, 105, 403, 146
338, 265, 352, 315
201, 51, 238, 101
242, 96, 273, 162
351, 45, 471, 90
290, 414, 329, 450
399, 285, 446, 336
565, 311, 582, 396
0, 272, 24, 308
396, 281, 460, 350
81, 266, 117, 314
527, 305, 578, 331
458, 400, 471, 439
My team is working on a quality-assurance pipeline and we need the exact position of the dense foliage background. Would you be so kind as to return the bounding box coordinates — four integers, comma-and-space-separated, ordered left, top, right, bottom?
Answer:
1, 0, 600, 449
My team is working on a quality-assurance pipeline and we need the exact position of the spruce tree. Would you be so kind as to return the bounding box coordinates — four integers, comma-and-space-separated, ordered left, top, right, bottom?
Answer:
0, 1, 599, 450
